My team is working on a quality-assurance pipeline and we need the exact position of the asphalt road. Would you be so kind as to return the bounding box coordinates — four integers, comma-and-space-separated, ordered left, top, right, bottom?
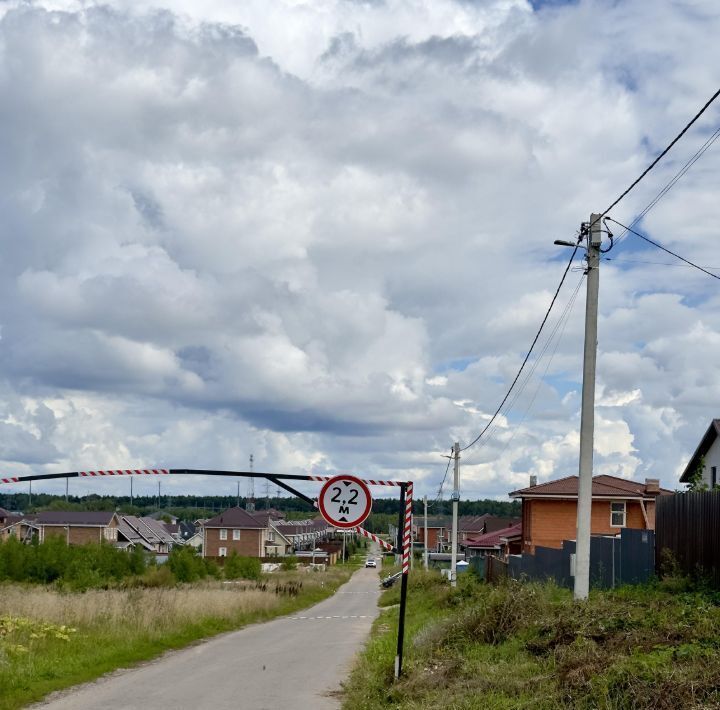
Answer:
34, 564, 382, 710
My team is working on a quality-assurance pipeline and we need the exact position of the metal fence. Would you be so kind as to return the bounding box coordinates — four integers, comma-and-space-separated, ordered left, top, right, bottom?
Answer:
656, 491, 720, 586
506, 527, 654, 590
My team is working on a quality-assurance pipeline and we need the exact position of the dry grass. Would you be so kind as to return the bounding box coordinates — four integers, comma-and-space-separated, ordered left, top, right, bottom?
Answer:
0, 584, 279, 632
0, 565, 355, 710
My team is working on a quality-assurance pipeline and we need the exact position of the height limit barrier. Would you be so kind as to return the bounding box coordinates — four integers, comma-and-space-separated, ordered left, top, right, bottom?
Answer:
0, 467, 414, 679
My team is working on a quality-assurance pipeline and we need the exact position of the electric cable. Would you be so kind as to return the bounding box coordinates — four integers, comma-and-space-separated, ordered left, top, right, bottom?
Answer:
469, 273, 584, 455
455, 86, 720, 454
459, 244, 579, 452
602, 87, 720, 216
612, 126, 720, 246
605, 217, 720, 281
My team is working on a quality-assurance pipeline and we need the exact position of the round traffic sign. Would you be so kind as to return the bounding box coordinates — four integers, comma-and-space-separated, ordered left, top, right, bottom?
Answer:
318, 475, 372, 528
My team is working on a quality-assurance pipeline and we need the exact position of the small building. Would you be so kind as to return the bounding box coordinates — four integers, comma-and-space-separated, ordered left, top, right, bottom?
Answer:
462, 522, 522, 559
0, 515, 39, 543
35, 511, 120, 545
510, 475, 672, 553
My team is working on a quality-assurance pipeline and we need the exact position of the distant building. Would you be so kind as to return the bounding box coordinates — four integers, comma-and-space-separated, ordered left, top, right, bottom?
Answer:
34, 511, 119, 545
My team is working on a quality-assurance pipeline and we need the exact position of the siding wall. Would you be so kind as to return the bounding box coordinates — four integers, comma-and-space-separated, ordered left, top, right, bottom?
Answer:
204, 528, 263, 557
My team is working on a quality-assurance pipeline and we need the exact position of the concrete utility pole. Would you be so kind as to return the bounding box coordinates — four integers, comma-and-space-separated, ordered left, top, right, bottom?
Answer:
574, 213, 602, 601
423, 495, 429, 570
450, 441, 460, 587
130, 476, 133, 507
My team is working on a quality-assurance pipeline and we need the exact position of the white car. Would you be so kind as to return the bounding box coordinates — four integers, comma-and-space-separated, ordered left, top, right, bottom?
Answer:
365, 558, 377, 568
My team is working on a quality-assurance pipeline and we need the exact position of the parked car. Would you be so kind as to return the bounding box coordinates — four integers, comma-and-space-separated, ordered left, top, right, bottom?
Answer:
365, 558, 377, 568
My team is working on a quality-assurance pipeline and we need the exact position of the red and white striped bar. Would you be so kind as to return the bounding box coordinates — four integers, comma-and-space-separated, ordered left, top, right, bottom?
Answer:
355, 525, 394, 551
0, 476, 20, 484
402, 481, 413, 574
79, 469, 170, 477
308, 475, 402, 487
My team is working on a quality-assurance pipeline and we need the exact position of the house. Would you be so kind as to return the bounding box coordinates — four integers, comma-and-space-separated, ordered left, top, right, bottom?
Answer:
117, 516, 177, 554
273, 518, 328, 551
462, 522, 522, 559
0, 515, 39, 543
414, 515, 521, 551
0, 507, 11, 526
202, 507, 270, 559
458, 515, 520, 543
510, 475, 672, 553
414, 516, 450, 551
679, 419, 720, 488
34, 511, 120, 545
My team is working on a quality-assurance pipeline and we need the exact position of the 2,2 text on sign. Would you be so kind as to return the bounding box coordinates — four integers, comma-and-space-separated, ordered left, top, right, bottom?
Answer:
317, 475, 372, 528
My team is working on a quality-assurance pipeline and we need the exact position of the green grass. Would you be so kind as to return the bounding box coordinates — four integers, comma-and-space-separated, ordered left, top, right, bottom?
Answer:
0, 567, 354, 710
343, 571, 720, 710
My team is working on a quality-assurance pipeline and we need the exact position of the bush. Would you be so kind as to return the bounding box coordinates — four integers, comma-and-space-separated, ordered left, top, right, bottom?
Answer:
280, 556, 298, 571
168, 546, 206, 583
224, 553, 261, 581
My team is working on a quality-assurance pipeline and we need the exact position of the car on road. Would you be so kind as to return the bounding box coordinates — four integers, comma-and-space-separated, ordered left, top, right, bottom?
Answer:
365, 558, 377, 568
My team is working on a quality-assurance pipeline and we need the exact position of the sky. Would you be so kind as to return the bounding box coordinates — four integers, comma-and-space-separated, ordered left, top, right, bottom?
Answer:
0, 0, 719, 503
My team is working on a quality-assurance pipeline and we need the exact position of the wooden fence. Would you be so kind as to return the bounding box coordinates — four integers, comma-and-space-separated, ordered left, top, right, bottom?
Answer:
656, 491, 720, 586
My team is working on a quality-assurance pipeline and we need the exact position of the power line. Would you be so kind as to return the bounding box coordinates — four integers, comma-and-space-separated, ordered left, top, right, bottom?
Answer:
466, 272, 584, 457
612, 125, 720, 247
459, 245, 579, 452
603, 86, 720, 216
454, 86, 720, 455
605, 217, 720, 281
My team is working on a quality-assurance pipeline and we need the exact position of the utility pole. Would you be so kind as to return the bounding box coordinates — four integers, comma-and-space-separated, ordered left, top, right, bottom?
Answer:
450, 441, 460, 587
574, 213, 602, 601
247, 454, 255, 512
130, 476, 133, 507
237, 480, 240, 508
423, 495, 429, 570
65, 477, 69, 503
158, 480, 161, 510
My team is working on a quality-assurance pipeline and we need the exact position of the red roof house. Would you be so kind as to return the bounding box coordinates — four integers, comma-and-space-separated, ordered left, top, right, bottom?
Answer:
510, 475, 672, 553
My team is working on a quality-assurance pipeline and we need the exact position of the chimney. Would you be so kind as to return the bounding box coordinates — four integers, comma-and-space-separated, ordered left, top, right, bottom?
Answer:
645, 478, 660, 494
529, 475, 538, 488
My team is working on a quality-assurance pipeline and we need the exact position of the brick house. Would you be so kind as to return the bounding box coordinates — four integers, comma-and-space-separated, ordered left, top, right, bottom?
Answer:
35, 511, 119, 545
202, 507, 269, 559
510, 475, 672, 553
415, 515, 520, 551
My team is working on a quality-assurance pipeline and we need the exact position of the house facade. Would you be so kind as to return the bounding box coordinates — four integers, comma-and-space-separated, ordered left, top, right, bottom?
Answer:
202, 507, 268, 558
679, 419, 720, 488
35, 511, 119, 545
510, 475, 672, 553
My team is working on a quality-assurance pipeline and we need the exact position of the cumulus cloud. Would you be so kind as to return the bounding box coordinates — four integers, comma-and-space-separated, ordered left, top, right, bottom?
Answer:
0, 0, 719, 499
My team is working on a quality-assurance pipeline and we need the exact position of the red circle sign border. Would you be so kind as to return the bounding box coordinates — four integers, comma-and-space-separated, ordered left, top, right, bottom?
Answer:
318, 474, 373, 528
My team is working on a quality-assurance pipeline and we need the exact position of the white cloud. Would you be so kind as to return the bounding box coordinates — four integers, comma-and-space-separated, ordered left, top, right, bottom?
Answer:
0, 0, 719, 503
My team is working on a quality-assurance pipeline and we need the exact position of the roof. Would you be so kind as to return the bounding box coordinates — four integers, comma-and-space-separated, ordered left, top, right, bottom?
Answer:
118, 516, 177, 549
35, 511, 117, 526
464, 522, 522, 549
204, 507, 267, 529
0, 507, 10, 518
680, 419, 720, 482
510, 474, 673, 499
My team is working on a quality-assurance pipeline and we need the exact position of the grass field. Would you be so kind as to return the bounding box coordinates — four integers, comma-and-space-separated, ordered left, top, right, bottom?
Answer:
343, 570, 720, 710
0, 566, 354, 710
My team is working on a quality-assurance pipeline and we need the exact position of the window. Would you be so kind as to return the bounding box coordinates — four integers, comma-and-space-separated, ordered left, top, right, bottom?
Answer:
218, 547, 227, 557
610, 502, 626, 527
267, 531, 274, 542
232, 529, 241, 540
712, 466, 717, 488
219, 528, 227, 540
